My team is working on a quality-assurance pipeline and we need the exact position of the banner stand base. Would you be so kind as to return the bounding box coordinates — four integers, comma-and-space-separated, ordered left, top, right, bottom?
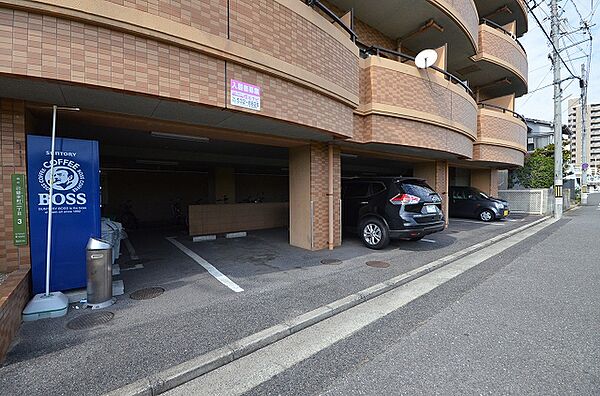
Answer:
22, 292, 69, 322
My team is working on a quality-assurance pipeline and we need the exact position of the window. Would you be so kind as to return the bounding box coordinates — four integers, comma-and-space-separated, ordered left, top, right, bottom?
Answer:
343, 182, 370, 198
370, 182, 386, 195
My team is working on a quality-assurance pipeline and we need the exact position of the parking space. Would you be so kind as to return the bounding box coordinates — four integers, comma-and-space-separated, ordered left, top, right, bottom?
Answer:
0, 212, 542, 395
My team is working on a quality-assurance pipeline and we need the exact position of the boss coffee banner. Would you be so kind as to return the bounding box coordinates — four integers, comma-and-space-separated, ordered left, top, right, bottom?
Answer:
27, 135, 101, 294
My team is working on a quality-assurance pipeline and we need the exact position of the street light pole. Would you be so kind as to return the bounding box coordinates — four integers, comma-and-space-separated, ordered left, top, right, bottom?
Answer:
551, 0, 563, 219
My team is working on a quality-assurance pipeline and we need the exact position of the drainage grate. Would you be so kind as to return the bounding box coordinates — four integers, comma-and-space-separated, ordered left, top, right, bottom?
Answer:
129, 287, 165, 300
366, 260, 390, 268
67, 312, 114, 330
321, 258, 342, 265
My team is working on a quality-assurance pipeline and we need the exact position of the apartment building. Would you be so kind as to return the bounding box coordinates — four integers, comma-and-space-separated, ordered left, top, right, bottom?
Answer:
568, 99, 600, 178
0, 0, 528, 273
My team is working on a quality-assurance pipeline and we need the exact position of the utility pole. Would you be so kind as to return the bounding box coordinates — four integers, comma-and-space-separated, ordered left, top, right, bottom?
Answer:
551, 0, 563, 219
580, 63, 588, 205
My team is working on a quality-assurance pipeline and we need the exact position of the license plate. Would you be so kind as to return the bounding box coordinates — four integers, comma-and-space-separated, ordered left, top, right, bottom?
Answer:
426, 205, 437, 214
503, 210, 509, 216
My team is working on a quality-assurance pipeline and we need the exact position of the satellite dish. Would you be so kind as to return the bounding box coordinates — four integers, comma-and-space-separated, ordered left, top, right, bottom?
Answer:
415, 49, 438, 69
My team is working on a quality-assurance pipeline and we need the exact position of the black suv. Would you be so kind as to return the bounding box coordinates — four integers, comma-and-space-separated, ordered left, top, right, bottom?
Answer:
449, 186, 510, 222
342, 177, 445, 249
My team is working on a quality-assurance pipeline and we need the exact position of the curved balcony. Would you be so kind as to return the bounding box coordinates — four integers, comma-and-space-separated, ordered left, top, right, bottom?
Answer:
463, 23, 528, 99
473, 0, 528, 37
473, 104, 526, 166
353, 54, 478, 159
0, 0, 359, 137
323, 0, 479, 71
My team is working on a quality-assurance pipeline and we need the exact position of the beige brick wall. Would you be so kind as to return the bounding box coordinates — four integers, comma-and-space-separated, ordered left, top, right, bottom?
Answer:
310, 143, 341, 250
226, 63, 354, 137
0, 9, 226, 107
230, 0, 358, 97
478, 108, 527, 149
479, 26, 528, 83
0, 268, 31, 364
358, 115, 473, 158
364, 64, 477, 137
473, 144, 524, 166
1, 99, 30, 273
444, 0, 479, 47
0, 5, 357, 136
104, 0, 228, 37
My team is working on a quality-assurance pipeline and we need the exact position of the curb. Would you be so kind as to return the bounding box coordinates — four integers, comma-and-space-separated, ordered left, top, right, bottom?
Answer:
105, 216, 551, 396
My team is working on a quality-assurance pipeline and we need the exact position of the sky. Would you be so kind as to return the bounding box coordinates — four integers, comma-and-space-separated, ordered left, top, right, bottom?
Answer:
515, 0, 599, 122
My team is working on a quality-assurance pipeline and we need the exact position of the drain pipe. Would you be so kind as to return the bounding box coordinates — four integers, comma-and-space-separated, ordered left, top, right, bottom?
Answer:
328, 143, 334, 250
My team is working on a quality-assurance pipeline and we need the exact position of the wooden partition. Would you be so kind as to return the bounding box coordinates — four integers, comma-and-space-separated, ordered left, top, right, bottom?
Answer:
188, 203, 289, 235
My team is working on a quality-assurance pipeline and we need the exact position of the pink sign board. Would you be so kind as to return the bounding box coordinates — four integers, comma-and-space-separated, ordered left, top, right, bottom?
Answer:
230, 79, 261, 111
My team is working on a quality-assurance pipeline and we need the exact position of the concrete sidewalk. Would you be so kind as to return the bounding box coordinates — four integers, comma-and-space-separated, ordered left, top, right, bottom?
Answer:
0, 215, 539, 396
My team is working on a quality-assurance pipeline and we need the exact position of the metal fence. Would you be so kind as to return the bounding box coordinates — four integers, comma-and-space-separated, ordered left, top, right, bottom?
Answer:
498, 189, 553, 215
499, 188, 573, 215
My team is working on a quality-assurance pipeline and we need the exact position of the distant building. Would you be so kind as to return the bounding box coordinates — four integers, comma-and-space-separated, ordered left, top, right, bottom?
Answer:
568, 99, 600, 184
525, 118, 573, 157
526, 118, 554, 152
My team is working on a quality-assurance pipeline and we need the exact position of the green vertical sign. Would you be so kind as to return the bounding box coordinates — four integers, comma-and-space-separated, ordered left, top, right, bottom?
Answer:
12, 174, 28, 246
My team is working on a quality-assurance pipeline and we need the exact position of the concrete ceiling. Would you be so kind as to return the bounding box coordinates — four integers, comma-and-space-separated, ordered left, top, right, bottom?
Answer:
455, 58, 528, 99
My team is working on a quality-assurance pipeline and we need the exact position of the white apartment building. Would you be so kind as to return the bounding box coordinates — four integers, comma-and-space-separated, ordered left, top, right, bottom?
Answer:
568, 99, 600, 184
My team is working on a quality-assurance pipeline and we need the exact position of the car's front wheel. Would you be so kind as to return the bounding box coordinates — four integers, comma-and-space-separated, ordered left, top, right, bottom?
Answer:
479, 209, 495, 222
360, 218, 390, 249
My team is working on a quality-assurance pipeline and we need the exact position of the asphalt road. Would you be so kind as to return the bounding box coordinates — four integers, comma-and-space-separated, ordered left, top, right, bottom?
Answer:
239, 199, 600, 395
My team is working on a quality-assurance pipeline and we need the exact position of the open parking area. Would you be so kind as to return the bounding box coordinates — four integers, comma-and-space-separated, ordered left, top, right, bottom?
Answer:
1, 213, 541, 396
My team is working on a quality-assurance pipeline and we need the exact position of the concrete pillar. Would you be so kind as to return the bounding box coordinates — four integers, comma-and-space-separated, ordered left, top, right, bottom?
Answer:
0, 99, 30, 273
289, 143, 341, 250
414, 160, 449, 223
471, 169, 499, 197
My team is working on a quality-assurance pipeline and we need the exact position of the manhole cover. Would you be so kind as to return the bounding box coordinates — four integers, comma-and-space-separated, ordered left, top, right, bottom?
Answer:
67, 312, 114, 330
321, 258, 342, 265
129, 287, 165, 300
366, 261, 390, 268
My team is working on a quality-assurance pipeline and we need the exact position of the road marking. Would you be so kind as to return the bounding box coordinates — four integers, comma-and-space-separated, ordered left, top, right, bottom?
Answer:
420, 238, 436, 243
165, 219, 556, 396
450, 219, 505, 226
120, 263, 144, 272
166, 237, 244, 293
124, 238, 139, 261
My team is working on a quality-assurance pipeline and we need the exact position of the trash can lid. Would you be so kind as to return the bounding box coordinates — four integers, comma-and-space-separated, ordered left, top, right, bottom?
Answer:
87, 237, 112, 250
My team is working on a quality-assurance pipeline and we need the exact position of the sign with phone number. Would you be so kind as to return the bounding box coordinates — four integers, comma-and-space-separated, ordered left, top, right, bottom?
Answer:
230, 79, 261, 111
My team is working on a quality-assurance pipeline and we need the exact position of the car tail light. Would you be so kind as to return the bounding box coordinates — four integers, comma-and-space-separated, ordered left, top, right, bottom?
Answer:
390, 193, 420, 205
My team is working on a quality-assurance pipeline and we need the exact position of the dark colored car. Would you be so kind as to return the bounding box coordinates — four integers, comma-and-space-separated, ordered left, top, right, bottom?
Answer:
342, 177, 445, 249
449, 186, 510, 222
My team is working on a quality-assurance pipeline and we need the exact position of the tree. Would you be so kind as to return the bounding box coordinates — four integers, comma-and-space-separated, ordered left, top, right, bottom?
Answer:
513, 144, 571, 188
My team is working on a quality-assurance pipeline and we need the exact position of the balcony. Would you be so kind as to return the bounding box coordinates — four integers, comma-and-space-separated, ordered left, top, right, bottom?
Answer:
323, 0, 479, 71
472, 0, 528, 37
473, 104, 527, 166
353, 54, 478, 159
456, 21, 527, 99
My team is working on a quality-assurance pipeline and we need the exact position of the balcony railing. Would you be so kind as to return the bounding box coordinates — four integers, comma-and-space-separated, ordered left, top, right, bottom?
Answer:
478, 103, 526, 123
305, 0, 358, 42
357, 42, 474, 97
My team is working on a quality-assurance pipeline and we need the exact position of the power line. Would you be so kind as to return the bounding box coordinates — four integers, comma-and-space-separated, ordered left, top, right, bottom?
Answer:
524, 1, 579, 79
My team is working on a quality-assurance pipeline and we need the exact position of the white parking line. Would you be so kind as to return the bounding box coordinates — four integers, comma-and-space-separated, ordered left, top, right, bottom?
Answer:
124, 238, 139, 261
420, 238, 436, 243
449, 219, 505, 226
166, 237, 244, 293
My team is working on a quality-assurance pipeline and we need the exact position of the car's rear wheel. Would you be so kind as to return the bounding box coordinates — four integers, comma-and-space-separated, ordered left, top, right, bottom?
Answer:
479, 209, 494, 222
360, 218, 390, 250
